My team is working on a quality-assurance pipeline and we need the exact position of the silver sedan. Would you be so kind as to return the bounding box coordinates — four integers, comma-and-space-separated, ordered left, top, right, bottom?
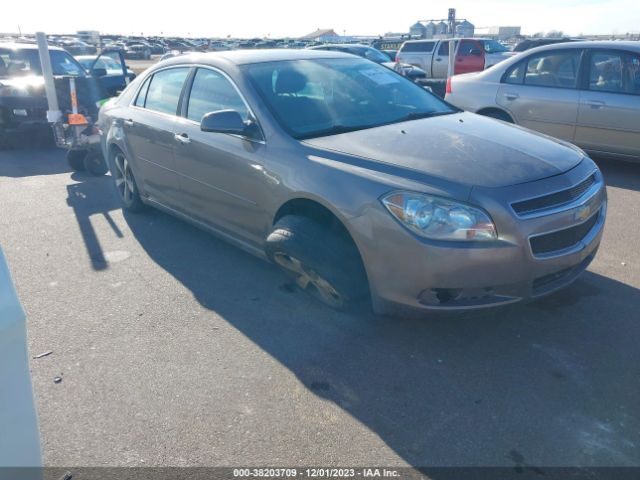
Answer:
445, 41, 640, 163
99, 49, 606, 314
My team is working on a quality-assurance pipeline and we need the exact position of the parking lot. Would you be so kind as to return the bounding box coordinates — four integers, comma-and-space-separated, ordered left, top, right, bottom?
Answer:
0, 147, 639, 468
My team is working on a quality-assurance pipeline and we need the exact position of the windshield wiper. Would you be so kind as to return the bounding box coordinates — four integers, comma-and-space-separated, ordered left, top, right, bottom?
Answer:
396, 110, 453, 122
298, 124, 372, 140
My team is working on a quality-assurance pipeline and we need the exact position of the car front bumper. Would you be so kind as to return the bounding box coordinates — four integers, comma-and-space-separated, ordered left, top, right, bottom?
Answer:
0, 101, 49, 134
348, 158, 607, 314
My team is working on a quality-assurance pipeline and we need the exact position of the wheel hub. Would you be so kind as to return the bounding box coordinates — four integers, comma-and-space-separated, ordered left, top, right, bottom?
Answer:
114, 153, 135, 203
273, 252, 344, 308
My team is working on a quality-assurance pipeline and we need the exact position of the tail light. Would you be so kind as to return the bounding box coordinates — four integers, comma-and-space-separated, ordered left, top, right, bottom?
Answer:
446, 77, 452, 95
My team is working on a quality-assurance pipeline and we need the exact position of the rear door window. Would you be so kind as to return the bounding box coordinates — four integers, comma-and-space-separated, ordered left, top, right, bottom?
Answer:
588, 50, 640, 95
523, 50, 581, 88
400, 42, 435, 53
143, 67, 190, 115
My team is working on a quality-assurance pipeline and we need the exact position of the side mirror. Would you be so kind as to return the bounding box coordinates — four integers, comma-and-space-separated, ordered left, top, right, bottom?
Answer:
91, 67, 108, 77
200, 110, 248, 135
469, 48, 483, 57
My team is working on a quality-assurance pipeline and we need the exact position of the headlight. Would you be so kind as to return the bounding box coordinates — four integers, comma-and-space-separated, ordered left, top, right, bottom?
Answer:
0, 86, 30, 97
381, 192, 497, 241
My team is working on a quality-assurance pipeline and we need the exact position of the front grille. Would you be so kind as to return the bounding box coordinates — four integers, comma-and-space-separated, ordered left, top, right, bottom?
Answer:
512, 174, 596, 216
532, 252, 595, 295
530, 212, 599, 256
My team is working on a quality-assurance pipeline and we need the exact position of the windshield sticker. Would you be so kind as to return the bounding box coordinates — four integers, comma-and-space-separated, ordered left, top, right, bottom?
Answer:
358, 68, 399, 85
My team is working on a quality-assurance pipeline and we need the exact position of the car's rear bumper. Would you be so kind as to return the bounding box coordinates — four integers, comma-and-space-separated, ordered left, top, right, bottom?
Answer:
348, 159, 607, 314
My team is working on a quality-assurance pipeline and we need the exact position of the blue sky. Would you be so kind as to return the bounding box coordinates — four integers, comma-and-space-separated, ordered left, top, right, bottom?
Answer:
3, 0, 639, 37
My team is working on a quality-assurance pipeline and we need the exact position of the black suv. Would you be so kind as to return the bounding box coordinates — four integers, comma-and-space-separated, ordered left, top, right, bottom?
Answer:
0, 43, 128, 148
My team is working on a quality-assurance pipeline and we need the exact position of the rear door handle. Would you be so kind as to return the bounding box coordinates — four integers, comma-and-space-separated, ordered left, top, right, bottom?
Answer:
123, 119, 134, 127
435, 58, 442, 62
504, 92, 519, 100
174, 133, 191, 144
586, 100, 605, 108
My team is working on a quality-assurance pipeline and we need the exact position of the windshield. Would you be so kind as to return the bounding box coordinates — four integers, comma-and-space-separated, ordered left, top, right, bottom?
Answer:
244, 58, 455, 140
77, 56, 124, 74
353, 47, 391, 64
481, 40, 509, 54
0, 48, 85, 77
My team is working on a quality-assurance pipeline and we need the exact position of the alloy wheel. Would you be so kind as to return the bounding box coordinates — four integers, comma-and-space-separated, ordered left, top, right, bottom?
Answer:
114, 152, 135, 203
273, 252, 344, 308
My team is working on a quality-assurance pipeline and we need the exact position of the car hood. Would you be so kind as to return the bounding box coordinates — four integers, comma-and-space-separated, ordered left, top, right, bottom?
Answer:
487, 51, 517, 59
302, 112, 584, 188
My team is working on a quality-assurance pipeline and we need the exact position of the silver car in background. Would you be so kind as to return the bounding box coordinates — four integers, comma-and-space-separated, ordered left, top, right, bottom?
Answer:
446, 41, 640, 162
99, 50, 606, 314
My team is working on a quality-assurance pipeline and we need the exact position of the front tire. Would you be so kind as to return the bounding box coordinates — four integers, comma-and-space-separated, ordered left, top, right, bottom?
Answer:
480, 109, 514, 123
84, 150, 109, 176
66, 149, 87, 171
265, 215, 370, 313
112, 150, 145, 212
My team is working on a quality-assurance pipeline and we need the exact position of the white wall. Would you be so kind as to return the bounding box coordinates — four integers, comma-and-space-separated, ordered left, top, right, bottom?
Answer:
0, 248, 42, 469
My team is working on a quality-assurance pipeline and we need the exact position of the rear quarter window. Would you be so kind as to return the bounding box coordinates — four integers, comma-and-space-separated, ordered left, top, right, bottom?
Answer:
503, 61, 525, 84
400, 42, 435, 53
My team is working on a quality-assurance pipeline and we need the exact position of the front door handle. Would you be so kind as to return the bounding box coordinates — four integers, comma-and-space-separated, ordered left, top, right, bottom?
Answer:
504, 92, 519, 100
174, 133, 191, 144
586, 100, 605, 108
435, 58, 442, 62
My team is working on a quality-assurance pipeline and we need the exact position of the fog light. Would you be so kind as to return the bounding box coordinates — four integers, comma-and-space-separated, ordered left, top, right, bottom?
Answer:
13, 109, 28, 116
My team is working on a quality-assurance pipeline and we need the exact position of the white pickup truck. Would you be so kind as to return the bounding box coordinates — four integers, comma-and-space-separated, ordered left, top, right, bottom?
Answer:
396, 38, 516, 78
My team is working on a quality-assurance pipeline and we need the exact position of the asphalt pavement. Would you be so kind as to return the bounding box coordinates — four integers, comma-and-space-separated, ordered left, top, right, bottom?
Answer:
0, 147, 639, 469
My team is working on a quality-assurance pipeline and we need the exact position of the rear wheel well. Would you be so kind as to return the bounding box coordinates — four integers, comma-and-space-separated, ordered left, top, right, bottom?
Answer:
476, 107, 514, 123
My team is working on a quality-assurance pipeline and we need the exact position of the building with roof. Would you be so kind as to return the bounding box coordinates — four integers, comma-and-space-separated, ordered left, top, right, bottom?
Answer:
409, 22, 427, 38
455, 20, 475, 37
488, 26, 521, 40
435, 21, 449, 36
299, 29, 341, 42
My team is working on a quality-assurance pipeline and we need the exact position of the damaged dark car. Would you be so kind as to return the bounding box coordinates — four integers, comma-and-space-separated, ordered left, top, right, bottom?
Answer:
0, 42, 129, 148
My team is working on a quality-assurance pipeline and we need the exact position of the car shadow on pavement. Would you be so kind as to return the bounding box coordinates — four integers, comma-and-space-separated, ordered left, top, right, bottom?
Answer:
0, 146, 72, 178
594, 157, 640, 192
122, 206, 640, 468
66, 172, 123, 270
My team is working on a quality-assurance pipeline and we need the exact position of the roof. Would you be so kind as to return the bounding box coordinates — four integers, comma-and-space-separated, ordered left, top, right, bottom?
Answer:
402, 37, 491, 43
526, 40, 640, 53
310, 43, 370, 49
299, 29, 339, 40
0, 42, 64, 51
158, 48, 353, 67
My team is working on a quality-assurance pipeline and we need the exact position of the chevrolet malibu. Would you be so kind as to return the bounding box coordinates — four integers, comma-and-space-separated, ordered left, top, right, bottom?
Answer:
99, 50, 606, 314
445, 41, 640, 163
